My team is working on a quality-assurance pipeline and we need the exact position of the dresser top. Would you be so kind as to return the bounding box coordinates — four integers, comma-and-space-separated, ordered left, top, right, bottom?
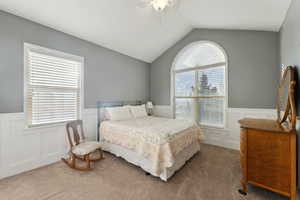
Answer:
238, 118, 295, 133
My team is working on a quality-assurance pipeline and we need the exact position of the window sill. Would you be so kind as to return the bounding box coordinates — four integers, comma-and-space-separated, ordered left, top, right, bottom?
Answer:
200, 123, 226, 130
25, 121, 69, 130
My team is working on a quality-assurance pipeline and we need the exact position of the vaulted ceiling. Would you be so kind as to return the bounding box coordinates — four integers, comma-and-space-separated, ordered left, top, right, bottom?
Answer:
0, 0, 291, 63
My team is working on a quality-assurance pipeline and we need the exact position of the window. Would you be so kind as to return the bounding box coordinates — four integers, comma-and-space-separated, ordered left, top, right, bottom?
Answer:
172, 41, 227, 127
24, 43, 83, 127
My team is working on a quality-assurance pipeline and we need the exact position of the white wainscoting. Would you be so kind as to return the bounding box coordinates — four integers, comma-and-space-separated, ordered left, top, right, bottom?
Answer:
0, 107, 278, 179
154, 106, 277, 150
0, 109, 98, 179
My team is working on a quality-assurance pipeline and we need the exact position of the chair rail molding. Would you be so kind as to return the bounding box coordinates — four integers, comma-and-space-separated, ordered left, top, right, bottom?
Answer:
0, 109, 97, 179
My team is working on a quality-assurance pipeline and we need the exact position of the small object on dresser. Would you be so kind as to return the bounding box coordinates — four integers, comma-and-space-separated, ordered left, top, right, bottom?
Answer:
238, 66, 297, 200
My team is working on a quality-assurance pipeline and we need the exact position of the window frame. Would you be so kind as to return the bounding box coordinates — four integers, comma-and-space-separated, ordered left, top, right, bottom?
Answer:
171, 41, 228, 128
24, 43, 84, 128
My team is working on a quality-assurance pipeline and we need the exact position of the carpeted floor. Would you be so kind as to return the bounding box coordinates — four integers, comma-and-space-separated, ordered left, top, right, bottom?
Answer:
0, 144, 298, 200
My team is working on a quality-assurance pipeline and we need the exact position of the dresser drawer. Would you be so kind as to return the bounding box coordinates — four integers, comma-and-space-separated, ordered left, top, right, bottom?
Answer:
247, 129, 291, 192
248, 164, 291, 193
247, 130, 290, 169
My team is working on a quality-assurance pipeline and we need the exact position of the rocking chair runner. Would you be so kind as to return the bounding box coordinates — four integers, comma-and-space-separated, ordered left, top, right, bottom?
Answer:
62, 120, 103, 171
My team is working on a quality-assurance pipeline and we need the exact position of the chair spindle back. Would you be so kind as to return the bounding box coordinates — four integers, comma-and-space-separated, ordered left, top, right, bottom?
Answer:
66, 120, 85, 147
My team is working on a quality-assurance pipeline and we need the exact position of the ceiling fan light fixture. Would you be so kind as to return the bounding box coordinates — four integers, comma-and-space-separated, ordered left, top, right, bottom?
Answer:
149, 0, 174, 12
142, 0, 177, 12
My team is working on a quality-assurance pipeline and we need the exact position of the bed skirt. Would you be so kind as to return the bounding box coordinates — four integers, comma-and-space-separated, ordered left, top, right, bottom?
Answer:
101, 141, 200, 181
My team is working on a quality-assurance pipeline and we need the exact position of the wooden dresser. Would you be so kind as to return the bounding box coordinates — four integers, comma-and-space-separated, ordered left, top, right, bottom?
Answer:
239, 118, 297, 200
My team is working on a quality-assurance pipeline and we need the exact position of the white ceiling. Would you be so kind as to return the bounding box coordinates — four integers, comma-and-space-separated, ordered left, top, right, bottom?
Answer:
0, 0, 291, 63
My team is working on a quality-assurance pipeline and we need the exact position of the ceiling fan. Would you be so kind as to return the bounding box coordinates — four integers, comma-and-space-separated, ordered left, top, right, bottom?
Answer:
138, 0, 180, 12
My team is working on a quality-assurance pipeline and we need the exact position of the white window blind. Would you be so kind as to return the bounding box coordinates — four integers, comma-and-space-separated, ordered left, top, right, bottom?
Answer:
25, 44, 83, 127
174, 42, 227, 127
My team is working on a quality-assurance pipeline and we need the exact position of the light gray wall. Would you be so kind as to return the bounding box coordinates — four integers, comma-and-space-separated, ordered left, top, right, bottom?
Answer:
0, 10, 150, 113
151, 29, 279, 108
280, 0, 300, 115
279, 0, 300, 187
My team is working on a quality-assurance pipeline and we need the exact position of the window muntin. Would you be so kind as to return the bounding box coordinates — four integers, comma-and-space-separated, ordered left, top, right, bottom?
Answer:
175, 71, 195, 96
174, 42, 226, 127
175, 43, 225, 70
197, 66, 225, 96
25, 44, 83, 127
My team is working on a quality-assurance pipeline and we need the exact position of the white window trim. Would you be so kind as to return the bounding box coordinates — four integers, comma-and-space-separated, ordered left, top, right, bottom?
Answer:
170, 40, 228, 128
24, 43, 84, 128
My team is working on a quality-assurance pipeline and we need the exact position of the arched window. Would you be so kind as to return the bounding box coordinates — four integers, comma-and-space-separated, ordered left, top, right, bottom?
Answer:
172, 41, 227, 127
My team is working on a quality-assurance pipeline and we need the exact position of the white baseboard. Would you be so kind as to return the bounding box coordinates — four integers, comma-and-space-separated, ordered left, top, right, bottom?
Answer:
203, 137, 240, 150
1, 153, 64, 179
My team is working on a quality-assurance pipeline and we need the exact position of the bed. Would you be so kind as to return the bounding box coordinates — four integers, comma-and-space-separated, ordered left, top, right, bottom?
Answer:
97, 101, 203, 181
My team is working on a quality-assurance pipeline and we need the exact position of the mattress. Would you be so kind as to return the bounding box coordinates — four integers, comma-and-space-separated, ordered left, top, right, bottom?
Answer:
99, 116, 203, 177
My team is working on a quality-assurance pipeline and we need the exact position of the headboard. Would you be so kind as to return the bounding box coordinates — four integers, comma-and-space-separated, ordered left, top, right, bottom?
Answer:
96, 100, 145, 141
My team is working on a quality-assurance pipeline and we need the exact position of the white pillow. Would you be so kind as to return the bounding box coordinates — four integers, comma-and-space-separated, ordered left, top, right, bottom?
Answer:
105, 106, 132, 121
130, 104, 148, 118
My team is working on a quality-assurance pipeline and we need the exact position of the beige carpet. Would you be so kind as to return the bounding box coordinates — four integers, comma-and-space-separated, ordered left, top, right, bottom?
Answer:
0, 144, 298, 200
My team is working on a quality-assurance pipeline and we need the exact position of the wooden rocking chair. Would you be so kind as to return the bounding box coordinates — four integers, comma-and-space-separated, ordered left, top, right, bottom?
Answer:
62, 120, 103, 171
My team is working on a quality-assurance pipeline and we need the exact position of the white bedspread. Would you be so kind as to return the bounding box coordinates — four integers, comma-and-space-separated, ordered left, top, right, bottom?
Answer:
100, 117, 203, 175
